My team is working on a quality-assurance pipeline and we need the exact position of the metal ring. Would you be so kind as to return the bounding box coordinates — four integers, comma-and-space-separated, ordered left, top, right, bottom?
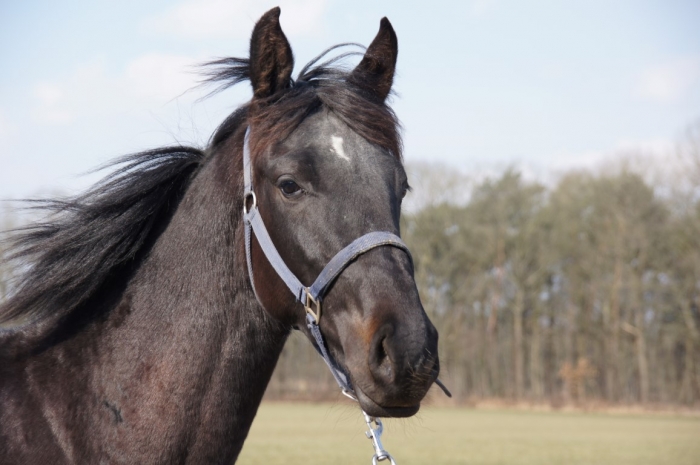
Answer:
243, 191, 257, 215
373, 454, 397, 465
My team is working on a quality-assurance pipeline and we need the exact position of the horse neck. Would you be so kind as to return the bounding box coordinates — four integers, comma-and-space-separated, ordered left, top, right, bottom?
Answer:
9, 145, 290, 463
104, 149, 290, 459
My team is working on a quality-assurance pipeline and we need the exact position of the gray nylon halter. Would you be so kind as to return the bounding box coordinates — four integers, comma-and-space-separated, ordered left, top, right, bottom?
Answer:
241, 127, 412, 395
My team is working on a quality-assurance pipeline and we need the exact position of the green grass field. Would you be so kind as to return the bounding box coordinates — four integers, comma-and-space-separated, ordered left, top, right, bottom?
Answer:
237, 402, 700, 465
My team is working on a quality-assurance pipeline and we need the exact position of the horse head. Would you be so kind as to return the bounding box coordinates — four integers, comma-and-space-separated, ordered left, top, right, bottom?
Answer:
240, 8, 440, 418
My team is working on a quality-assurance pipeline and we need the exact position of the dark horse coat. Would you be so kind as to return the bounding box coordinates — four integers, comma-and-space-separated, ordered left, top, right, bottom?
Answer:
0, 8, 440, 464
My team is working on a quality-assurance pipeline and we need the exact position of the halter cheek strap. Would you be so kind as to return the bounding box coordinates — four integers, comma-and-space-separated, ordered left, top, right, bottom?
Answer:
241, 127, 412, 394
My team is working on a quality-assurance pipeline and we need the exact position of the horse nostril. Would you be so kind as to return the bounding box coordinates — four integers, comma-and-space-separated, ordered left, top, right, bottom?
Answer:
369, 325, 396, 385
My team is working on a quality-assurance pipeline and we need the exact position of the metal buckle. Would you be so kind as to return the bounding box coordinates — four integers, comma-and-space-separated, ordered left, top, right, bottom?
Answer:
242, 191, 257, 215
304, 289, 321, 323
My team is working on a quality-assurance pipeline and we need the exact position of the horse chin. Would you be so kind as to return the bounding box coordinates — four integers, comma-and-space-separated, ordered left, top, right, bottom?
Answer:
353, 386, 421, 418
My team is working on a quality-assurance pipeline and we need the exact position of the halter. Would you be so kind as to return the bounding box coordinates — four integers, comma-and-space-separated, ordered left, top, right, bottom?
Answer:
242, 127, 407, 463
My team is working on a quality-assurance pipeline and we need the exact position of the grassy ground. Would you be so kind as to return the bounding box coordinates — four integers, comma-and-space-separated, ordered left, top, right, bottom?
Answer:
237, 401, 700, 465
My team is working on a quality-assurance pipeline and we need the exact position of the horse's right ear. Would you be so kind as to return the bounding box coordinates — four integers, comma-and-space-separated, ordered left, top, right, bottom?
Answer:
349, 17, 398, 102
249, 7, 294, 99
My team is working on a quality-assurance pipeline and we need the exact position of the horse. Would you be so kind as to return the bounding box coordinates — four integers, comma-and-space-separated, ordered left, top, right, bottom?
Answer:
0, 8, 440, 464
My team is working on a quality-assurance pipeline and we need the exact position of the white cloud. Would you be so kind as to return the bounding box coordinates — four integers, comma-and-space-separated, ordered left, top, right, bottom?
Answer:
0, 109, 18, 153
467, 0, 498, 18
30, 54, 202, 126
124, 54, 200, 101
544, 138, 676, 188
32, 83, 75, 124
7, 53, 232, 201
0, 109, 16, 140
145, 0, 327, 40
635, 57, 700, 104
613, 138, 675, 156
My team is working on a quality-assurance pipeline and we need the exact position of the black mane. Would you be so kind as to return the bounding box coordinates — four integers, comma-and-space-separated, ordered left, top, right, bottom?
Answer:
0, 147, 204, 330
0, 45, 402, 332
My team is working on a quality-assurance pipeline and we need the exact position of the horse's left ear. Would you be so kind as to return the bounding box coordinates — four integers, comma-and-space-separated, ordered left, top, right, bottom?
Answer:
249, 7, 294, 99
349, 17, 398, 102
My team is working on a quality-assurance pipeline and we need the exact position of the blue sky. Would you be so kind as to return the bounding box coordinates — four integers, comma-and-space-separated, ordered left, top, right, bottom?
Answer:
1, 0, 699, 200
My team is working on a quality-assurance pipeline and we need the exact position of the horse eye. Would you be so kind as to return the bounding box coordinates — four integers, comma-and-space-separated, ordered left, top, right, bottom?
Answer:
279, 180, 302, 196
400, 181, 411, 199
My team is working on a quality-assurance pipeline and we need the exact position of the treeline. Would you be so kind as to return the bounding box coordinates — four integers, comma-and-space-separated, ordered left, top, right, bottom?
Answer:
403, 169, 698, 406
